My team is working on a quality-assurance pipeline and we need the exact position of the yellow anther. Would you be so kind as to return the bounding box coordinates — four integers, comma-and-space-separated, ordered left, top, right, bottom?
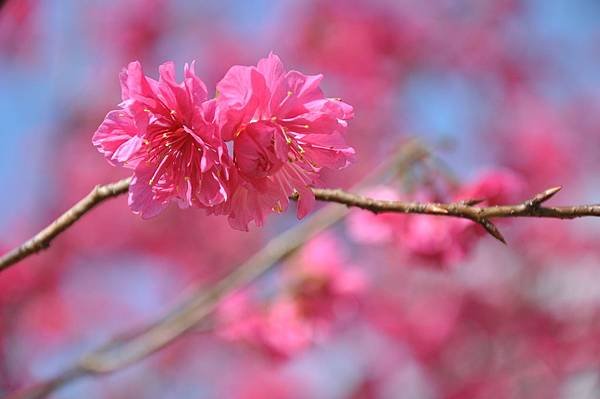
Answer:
143, 139, 150, 145
272, 201, 283, 213
144, 108, 151, 113
170, 109, 176, 115
287, 90, 293, 97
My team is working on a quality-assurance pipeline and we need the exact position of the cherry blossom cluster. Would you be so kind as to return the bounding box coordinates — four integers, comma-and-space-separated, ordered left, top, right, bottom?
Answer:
93, 53, 354, 230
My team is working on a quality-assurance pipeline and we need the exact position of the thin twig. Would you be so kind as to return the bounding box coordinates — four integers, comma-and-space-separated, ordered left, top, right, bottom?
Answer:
1, 173, 599, 272
309, 185, 600, 243
0, 178, 131, 271
1, 168, 598, 272
0, 142, 429, 272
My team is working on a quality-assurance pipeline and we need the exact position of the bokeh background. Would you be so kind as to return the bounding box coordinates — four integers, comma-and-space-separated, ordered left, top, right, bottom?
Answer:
2, 0, 600, 398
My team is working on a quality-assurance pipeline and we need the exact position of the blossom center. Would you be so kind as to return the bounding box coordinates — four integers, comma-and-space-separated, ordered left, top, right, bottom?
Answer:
234, 121, 284, 179
145, 121, 202, 185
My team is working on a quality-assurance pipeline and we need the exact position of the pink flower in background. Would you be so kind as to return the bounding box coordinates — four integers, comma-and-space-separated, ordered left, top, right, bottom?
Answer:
456, 168, 525, 206
93, 61, 231, 218
347, 186, 470, 266
400, 169, 525, 265
346, 186, 404, 244
347, 169, 525, 267
285, 232, 367, 307
217, 290, 315, 358
0, 0, 41, 63
215, 290, 264, 344
216, 52, 355, 230
494, 92, 575, 188
223, 368, 306, 399
216, 234, 366, 357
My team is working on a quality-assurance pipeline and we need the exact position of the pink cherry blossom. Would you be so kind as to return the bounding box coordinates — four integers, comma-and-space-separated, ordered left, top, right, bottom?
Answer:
216, 291, 314, 358
456, 168, 525, 206
346, 186, 404, 244
216, 52, 355, 230
93, 61, 231, 218
284, 232, 367, 305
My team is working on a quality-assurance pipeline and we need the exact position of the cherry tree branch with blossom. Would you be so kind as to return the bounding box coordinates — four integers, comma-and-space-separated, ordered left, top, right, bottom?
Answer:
2, 174, 600, 272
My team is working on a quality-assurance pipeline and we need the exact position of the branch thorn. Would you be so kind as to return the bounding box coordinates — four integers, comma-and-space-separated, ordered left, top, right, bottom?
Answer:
527, 186, 562, 208
429, 205, 449, 214
479, 218, 507, 245
460, 198, 485, 206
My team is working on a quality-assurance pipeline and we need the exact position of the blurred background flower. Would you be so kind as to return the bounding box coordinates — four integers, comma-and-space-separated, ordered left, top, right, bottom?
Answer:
2, 0, 600, 397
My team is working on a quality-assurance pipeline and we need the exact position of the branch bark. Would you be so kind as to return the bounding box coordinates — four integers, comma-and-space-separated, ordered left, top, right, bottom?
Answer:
310, 185, 599, 243
0, 141, 429, 272
2, 179, 598, 272
0, 178, 131, 271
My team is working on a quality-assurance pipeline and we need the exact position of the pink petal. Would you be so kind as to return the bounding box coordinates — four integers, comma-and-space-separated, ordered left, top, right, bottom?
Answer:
119, 61, 158, 111
256, 52, 285, 92
217, 66, 268, 140
128, 168, 168, 219
112, 135, 144, 164
184, 61, 208, 105
296, 184, 316, 219
92, 110, 145, 168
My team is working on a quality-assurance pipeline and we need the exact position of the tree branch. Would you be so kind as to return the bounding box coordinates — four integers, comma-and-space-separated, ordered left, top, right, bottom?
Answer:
2, 174, 600, 272
0, 178, 131, 271
309, 185, 600, 243
0, 141, 429, 272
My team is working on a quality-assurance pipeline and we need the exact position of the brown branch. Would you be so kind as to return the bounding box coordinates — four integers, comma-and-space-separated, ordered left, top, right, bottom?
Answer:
0, 178, 131, 271
1, 175, 599, 272
0, 141, 428, 273
0, 169, 598, 273
5, 141, 428, 399
310, 186, 597, 220
309, 185, 600, 243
